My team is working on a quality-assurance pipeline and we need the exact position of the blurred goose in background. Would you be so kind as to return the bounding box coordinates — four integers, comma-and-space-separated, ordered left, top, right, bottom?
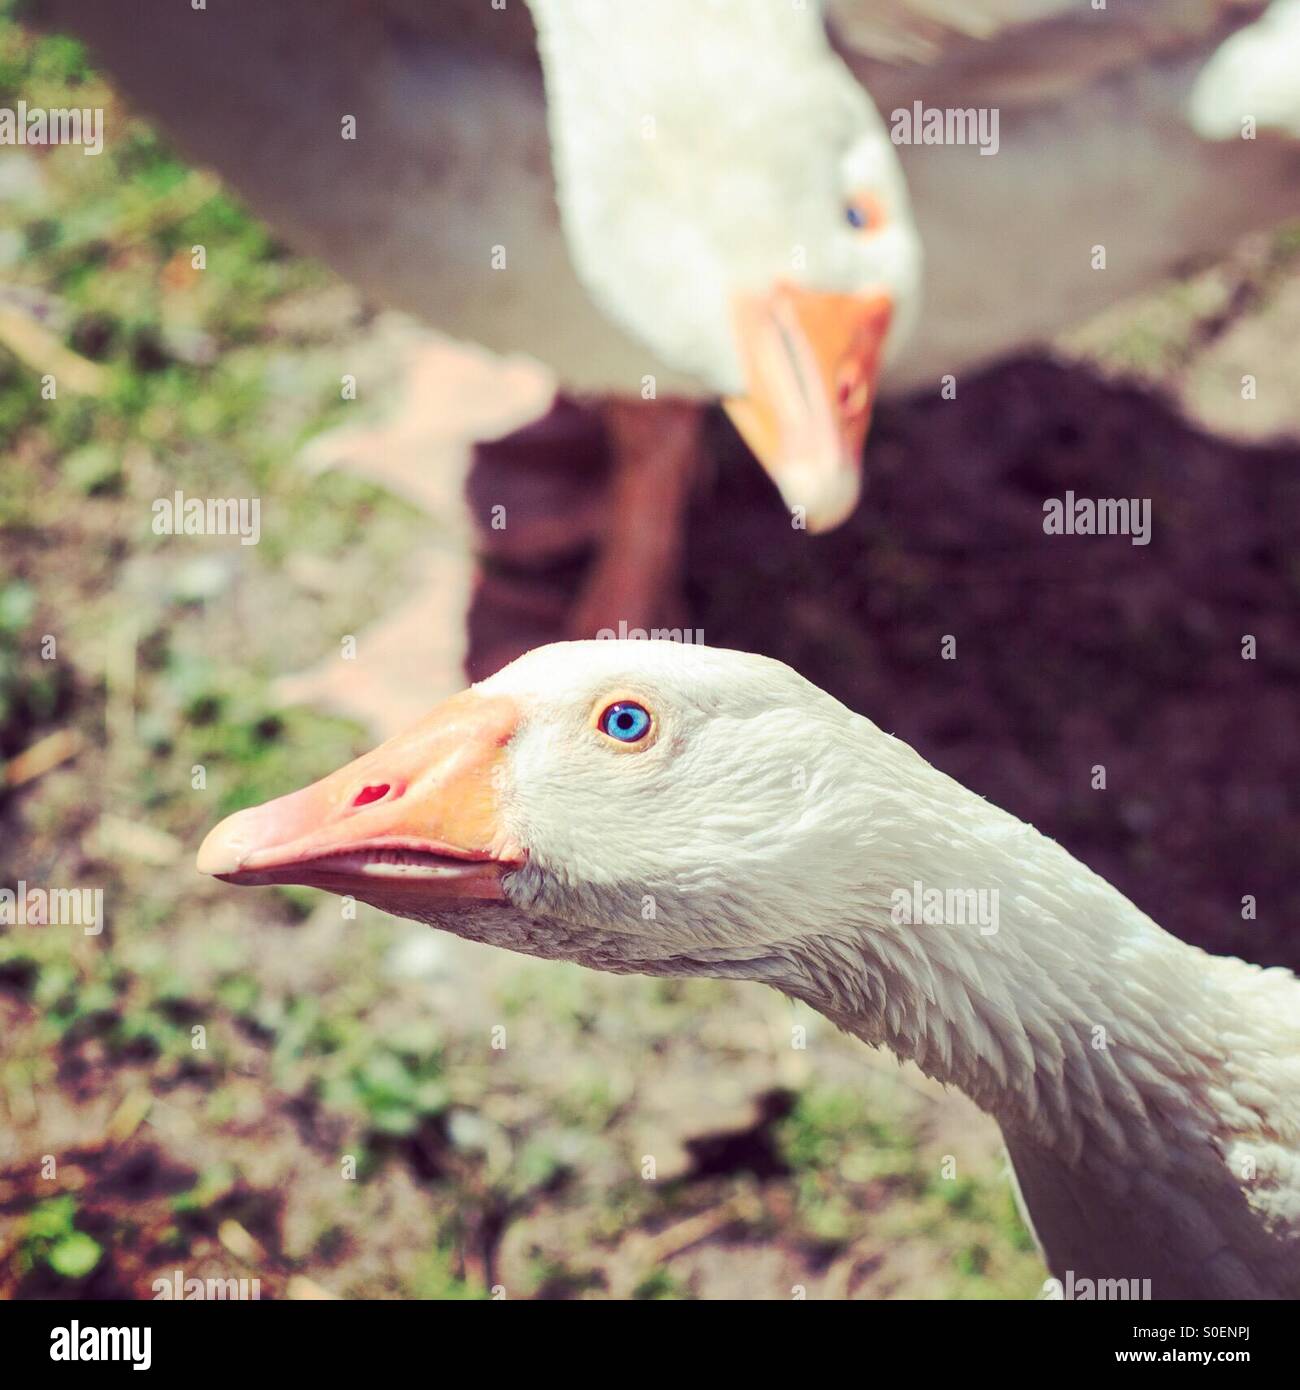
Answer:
36, 0, 1300, 389
35, 0, 921, 636
519, 0, 921, 625
1189, 0, 1300, 140
30, 0, 1300, 677
199, 639, 1300, 1299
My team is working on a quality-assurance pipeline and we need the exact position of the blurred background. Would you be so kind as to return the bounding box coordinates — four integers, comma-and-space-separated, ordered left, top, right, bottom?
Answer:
1, 0, 1297, 1299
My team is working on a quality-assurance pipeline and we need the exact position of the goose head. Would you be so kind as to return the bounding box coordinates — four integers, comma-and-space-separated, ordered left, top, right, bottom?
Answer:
528, 0, 922, 531
197, 640, 877, 978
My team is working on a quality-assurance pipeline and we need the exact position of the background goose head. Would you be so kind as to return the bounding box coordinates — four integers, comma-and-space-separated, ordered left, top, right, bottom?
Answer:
527, 0, 922, 531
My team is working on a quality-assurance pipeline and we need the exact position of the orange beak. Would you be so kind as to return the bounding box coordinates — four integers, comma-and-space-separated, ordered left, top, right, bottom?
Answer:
723, 283, 893, 532
196, 689, 524, 904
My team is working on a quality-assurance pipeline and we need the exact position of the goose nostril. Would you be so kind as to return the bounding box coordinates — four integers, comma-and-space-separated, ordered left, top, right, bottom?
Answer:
352, 783, 391, 808
837, 367, 869, 418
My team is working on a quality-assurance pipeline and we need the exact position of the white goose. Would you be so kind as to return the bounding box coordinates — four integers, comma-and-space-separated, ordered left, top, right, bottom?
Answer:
41, 0, 1300, 639
513, 0, 923, 628
43, 0, 1300, 401
199, 639, 1300, 1299
524, 0, 920, 530
1189, 0, 1300, 141
41, 0, 921, 636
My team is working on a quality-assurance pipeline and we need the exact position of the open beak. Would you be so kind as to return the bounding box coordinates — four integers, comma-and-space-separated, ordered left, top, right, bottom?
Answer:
723, 283, 893, 532
196, 689, 524, 903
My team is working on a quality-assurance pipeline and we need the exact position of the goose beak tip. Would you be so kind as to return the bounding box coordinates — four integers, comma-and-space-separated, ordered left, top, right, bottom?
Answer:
726, 283, 891, 533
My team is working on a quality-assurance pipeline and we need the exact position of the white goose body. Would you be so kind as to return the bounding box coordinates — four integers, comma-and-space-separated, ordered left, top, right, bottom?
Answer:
200, 640, 1300, 1299
1190, 0, 1300, 140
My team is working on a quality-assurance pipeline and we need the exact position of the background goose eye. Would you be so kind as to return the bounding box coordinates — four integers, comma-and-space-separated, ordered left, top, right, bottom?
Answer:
845, 191, 886, 234
598, 701, 652, 743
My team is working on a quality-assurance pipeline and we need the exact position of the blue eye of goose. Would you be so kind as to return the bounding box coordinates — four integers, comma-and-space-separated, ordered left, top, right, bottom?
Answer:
845, 203, 868, 229
599, 701, 652, 743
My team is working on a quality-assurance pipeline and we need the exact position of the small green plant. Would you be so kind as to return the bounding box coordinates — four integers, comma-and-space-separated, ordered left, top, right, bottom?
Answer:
21, 1195, 103, 1280
632, 1267, 688, 1300
409, 1242, 484, 1301
324, 1044, 450, 1138
171, 1164, 238, 1218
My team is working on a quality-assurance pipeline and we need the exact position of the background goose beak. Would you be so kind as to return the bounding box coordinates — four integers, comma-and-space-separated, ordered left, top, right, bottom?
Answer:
724, 284, 893, 532
196, 689, 523, 900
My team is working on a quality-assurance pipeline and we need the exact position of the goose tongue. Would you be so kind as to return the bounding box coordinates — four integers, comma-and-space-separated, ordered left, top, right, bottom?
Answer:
196, 689, 524, 900
724, 283, 893, 532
